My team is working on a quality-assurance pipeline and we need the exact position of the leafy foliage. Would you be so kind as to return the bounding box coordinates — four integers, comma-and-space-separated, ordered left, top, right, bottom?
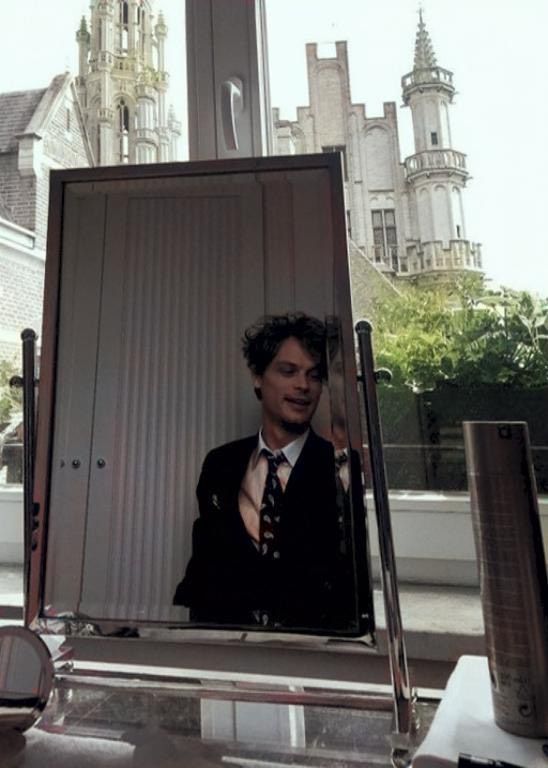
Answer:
371, 276, 548, 392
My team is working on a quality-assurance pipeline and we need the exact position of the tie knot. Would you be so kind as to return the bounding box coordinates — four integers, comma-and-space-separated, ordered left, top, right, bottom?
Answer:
262, 449, 286, 470
335, 450, 348, 469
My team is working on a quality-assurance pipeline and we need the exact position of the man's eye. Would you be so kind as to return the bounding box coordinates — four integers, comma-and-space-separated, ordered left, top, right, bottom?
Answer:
309, 370, 322, 382
278, 366, 296, 376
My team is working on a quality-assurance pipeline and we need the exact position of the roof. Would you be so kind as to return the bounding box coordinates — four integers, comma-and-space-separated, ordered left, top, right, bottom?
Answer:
0, 73, 77, 152
0, 88, 47, 153
413, 10, 438, 71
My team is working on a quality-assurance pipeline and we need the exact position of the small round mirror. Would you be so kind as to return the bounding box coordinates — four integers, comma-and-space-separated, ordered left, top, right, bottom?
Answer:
0, 626, 54, 733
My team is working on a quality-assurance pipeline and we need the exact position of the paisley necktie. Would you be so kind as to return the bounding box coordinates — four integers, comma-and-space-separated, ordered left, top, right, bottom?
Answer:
259, 450, 286, 560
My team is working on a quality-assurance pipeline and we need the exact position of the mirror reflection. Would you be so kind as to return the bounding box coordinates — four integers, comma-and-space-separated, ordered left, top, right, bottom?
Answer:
174, 313, 359, 630
36, 159, 374, 637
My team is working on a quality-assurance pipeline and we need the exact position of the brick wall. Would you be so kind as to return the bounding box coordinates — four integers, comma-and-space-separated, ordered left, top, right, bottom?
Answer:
0, 256, 44, 348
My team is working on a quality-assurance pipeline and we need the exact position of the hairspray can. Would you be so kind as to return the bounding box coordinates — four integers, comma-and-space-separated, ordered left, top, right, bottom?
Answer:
463, 421, 548, 738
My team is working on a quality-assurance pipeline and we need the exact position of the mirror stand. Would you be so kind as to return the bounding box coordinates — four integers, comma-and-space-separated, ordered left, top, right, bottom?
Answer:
18, 312, 419, 766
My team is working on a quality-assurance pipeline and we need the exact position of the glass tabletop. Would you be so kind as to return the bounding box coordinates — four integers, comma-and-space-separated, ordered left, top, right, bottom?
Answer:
13, 676, 437, 767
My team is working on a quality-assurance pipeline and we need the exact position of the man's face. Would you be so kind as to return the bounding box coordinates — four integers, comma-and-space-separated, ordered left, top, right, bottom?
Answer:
255, 337, 323, 434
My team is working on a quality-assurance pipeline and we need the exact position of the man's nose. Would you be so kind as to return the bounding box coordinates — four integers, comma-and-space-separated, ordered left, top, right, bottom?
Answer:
295, 371, 309, 390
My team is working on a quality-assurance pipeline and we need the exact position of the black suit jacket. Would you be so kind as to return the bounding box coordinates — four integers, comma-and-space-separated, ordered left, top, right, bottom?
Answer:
173, 430, 363, 631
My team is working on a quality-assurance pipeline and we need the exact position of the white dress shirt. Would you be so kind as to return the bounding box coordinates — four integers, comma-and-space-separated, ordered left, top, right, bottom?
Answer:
238, 430, 309, 544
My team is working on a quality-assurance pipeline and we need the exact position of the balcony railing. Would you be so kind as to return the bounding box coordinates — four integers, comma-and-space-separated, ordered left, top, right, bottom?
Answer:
405, 240, 482, 275
404, 150, 468, 180
401, 66, 454, 94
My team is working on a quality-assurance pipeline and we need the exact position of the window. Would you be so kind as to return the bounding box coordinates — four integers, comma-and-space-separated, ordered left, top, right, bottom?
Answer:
372, 209, 398, 269
431, 131, 439, 146
117, 100, 130, 163
322, 145, 348, 181
119, 0, 129, 52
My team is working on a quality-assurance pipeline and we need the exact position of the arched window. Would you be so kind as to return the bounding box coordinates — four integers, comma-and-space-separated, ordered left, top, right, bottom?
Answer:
119, 0, 129, 52
117, 100, 130, 163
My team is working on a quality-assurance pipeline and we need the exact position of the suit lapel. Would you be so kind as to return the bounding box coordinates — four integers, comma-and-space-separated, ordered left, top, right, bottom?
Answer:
224, 436, 257, 492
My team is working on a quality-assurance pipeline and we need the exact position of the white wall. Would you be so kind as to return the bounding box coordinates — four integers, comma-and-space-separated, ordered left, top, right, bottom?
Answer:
0, 486, 23, 564
367, 491, 548, 586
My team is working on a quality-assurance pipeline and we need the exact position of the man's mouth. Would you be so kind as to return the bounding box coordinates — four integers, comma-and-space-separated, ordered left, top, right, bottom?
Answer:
285, 397, 311, 407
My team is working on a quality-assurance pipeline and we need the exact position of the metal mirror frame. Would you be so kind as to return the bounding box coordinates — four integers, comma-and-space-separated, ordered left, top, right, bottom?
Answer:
22, 154, 413, 748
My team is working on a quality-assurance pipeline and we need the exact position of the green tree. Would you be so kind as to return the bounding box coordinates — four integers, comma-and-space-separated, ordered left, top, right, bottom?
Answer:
371, 277, 548, 392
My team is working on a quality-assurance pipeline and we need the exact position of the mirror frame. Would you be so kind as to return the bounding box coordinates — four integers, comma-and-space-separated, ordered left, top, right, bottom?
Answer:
27, 153, 376, 651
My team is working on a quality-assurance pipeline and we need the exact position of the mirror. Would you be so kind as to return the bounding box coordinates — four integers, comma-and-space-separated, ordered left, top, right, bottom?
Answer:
29, 154, 375, 639
0, 626, 53, 733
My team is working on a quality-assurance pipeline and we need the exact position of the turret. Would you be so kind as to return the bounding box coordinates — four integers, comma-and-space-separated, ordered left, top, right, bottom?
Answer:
401, 11, 482, 278
75, 0, 181, 165
76, 17, 91, 80
402, 10, 455, 153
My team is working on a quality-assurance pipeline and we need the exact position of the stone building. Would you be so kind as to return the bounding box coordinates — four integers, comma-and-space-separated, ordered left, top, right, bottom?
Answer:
75, 0, 181, 165
0, 1, 182, 365
274, 13, 482, 285
0, 74, 93, 361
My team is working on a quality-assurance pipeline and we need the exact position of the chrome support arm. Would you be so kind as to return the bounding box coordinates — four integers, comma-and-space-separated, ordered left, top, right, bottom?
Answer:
21, 328, 38, 610
355, 320, 413, 738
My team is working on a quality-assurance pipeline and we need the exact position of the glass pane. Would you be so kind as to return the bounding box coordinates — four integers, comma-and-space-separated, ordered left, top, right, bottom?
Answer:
386, 227, 397, 245
372, 227, 383, 245
265, 0, 546, 635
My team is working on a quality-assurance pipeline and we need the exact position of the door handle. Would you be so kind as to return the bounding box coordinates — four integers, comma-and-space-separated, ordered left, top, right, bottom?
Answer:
220, 77, 243, 151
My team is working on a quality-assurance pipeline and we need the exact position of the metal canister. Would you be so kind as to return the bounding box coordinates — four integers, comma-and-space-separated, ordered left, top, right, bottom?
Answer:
463, 421, 548, 738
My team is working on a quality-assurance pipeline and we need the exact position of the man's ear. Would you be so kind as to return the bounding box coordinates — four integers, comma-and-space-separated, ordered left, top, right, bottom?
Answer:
253, 376, 262, 401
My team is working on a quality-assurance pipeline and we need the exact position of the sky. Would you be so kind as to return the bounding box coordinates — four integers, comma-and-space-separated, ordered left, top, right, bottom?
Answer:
0, 0, 547, 294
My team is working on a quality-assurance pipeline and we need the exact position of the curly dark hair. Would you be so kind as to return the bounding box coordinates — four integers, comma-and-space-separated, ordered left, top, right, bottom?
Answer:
242, 313, 327, 378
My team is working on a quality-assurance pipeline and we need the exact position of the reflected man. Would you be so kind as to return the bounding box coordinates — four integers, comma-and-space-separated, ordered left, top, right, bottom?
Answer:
173, 313, 351, 629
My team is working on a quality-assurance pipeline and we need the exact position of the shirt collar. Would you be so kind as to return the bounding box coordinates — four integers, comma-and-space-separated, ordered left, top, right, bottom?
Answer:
256, 429, 309, 468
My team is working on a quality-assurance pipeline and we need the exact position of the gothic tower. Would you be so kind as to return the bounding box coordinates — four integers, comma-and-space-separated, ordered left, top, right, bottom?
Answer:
75, 0, 181, 165
402, 11, 481, 276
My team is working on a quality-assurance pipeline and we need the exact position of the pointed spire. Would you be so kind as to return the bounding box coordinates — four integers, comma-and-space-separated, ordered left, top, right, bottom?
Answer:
413, 9, 437, 70
402, 9, 454, 105
76, 15, 90, 44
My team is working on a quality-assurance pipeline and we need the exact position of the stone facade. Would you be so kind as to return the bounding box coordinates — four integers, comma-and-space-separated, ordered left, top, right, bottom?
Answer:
0, 1, 183, 369
76, 0, 182, 165
0, 74, 93, 364
273, 15, 482, 284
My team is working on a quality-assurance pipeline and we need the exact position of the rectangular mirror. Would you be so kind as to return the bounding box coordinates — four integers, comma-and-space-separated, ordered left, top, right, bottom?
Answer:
29, 154, 375, 640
